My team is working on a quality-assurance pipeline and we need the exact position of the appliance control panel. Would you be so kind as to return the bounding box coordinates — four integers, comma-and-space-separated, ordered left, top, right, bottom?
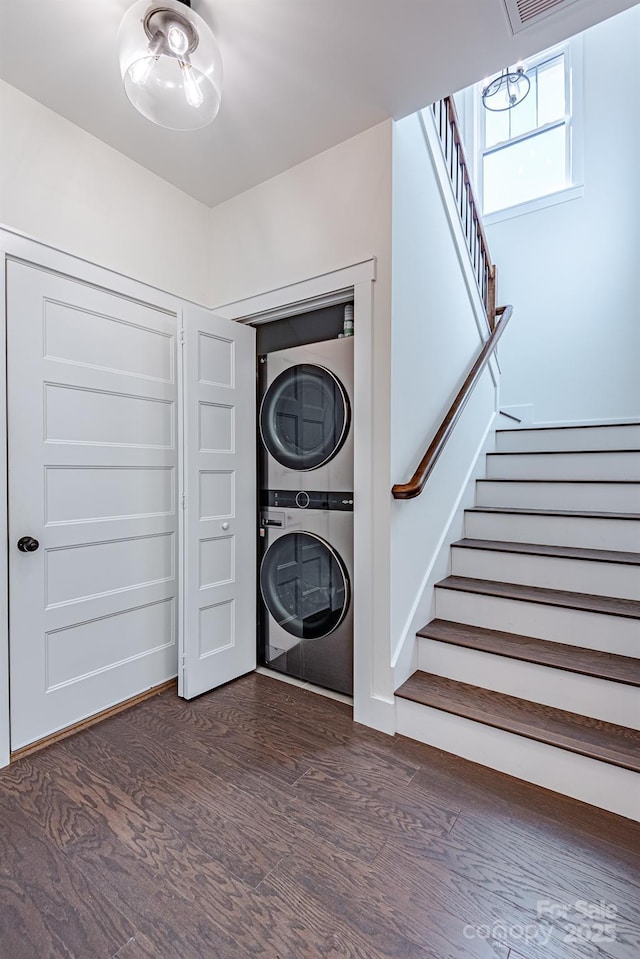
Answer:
261, 490, 354, 511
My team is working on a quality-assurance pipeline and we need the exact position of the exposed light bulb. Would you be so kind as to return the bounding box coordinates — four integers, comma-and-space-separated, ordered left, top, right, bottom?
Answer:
510, 70, 527, 104
129, 56, 155, 86
167, 24, 189, 56
128, 30, 163, 87
180, 62, 204, 108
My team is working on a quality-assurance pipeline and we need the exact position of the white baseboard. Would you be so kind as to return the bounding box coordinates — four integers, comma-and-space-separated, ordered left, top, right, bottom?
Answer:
531, 413, 640, 428
499, 408, 640, 429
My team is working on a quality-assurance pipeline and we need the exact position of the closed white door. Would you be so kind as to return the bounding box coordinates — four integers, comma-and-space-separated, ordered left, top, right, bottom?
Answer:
7, 260, 179, 750
180, 306, 256, 699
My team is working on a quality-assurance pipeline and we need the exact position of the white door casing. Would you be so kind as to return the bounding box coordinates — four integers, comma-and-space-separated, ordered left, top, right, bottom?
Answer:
7, 260, 179, 750
180, 306, 256, 699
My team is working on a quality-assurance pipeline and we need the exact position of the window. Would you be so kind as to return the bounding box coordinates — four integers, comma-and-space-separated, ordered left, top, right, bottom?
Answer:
478, 42, 582, 218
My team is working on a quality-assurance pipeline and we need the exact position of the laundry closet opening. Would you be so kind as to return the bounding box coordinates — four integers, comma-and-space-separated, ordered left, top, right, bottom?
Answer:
254, 302, 355, 697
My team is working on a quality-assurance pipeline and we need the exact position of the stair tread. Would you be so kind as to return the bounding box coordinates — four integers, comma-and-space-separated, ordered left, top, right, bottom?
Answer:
452, 538, 640, 566
395, 672, 640, 773
489, 448, 640, 456
497, 422, 640, 434
417, 619, 640, 686
436, 575, 640, 619
470, 505, 640, 520
477, 478, 640, 484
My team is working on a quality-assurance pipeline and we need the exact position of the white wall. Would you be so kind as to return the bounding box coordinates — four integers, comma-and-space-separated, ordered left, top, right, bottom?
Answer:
390, 111, 498, 681
486, 6, 640, 425
0, 80, 211, 305
208, 121, 395, 721
208, 121, 393, 308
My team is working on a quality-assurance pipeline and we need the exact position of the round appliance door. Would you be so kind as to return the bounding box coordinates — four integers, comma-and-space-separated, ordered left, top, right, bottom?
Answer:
260, 531, 350, 639
260, 364, 350, 471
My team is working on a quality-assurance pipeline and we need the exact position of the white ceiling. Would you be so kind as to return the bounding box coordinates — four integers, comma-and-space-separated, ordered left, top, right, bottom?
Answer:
0, 0, 636, 207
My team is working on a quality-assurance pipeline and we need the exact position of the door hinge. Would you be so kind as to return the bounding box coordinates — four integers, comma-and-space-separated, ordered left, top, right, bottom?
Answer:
178, 329, 185, 345
181, 493, 186, 509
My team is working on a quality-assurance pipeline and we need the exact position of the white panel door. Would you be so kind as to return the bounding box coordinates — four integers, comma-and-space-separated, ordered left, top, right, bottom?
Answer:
180, 306, 256, 698
7, 260, 179, 750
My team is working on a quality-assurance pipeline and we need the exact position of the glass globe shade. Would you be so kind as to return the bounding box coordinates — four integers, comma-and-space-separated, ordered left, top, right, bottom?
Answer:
119, 0, 222, 131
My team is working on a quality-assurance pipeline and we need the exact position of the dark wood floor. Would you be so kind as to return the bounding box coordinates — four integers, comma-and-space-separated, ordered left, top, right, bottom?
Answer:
1, 674, 639, 959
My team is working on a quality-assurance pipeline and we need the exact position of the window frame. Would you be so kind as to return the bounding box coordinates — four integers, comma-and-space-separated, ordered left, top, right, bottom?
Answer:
475, 36, 584, 223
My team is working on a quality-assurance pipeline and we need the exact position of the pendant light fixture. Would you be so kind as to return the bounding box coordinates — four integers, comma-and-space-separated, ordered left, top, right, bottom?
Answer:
119, 0, 222, 131
481, 64, 530, 112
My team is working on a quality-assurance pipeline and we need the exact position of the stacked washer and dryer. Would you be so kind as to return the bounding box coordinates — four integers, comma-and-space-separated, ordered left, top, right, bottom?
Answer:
257, 327, 354, 696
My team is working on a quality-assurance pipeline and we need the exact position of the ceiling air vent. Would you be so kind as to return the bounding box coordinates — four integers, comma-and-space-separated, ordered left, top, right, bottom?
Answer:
502, 0, 582, 34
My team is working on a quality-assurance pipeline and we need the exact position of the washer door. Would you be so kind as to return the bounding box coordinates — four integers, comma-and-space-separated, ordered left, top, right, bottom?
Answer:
260, 364, 350, 471
260, 531, 350, 639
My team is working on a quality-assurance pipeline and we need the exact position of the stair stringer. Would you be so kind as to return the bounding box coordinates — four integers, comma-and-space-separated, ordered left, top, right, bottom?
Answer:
391, 407, 497, 690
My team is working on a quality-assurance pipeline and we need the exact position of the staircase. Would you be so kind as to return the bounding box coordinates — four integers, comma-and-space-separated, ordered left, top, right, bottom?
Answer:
396, 422, 640, 822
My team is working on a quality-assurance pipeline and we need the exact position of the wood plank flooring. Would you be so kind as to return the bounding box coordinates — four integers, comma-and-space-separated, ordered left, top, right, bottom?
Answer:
1, 673, 639, 959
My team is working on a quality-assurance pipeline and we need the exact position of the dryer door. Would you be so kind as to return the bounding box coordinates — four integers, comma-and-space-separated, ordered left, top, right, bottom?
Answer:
260, 364, 350, 471
260, 531, 350, 639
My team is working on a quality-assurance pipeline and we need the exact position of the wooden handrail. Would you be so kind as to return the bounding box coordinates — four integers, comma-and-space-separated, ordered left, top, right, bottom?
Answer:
391, 306, 513, 500
432, 96, 496, 328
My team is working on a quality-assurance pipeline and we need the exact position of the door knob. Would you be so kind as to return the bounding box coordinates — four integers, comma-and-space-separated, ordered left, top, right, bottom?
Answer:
221, 522, 230, 531
17, 536, 39, 553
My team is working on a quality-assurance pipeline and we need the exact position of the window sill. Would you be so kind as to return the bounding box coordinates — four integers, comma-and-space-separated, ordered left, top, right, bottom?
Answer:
483, 184, 584, 226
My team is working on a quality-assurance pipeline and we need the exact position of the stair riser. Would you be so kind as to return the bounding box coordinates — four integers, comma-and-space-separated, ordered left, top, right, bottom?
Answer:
435, 588, 639, 657
396, 699, 640, 822
465, 510, 640, 552
476, 480, 640, 513
487, 451, 640, 481
417, 637, 640, 729
496, 425, 640, 453
451, 547, 640, 601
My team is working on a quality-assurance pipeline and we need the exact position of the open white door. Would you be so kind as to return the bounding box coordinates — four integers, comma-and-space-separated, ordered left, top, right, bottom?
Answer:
180, 307, 256, 698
